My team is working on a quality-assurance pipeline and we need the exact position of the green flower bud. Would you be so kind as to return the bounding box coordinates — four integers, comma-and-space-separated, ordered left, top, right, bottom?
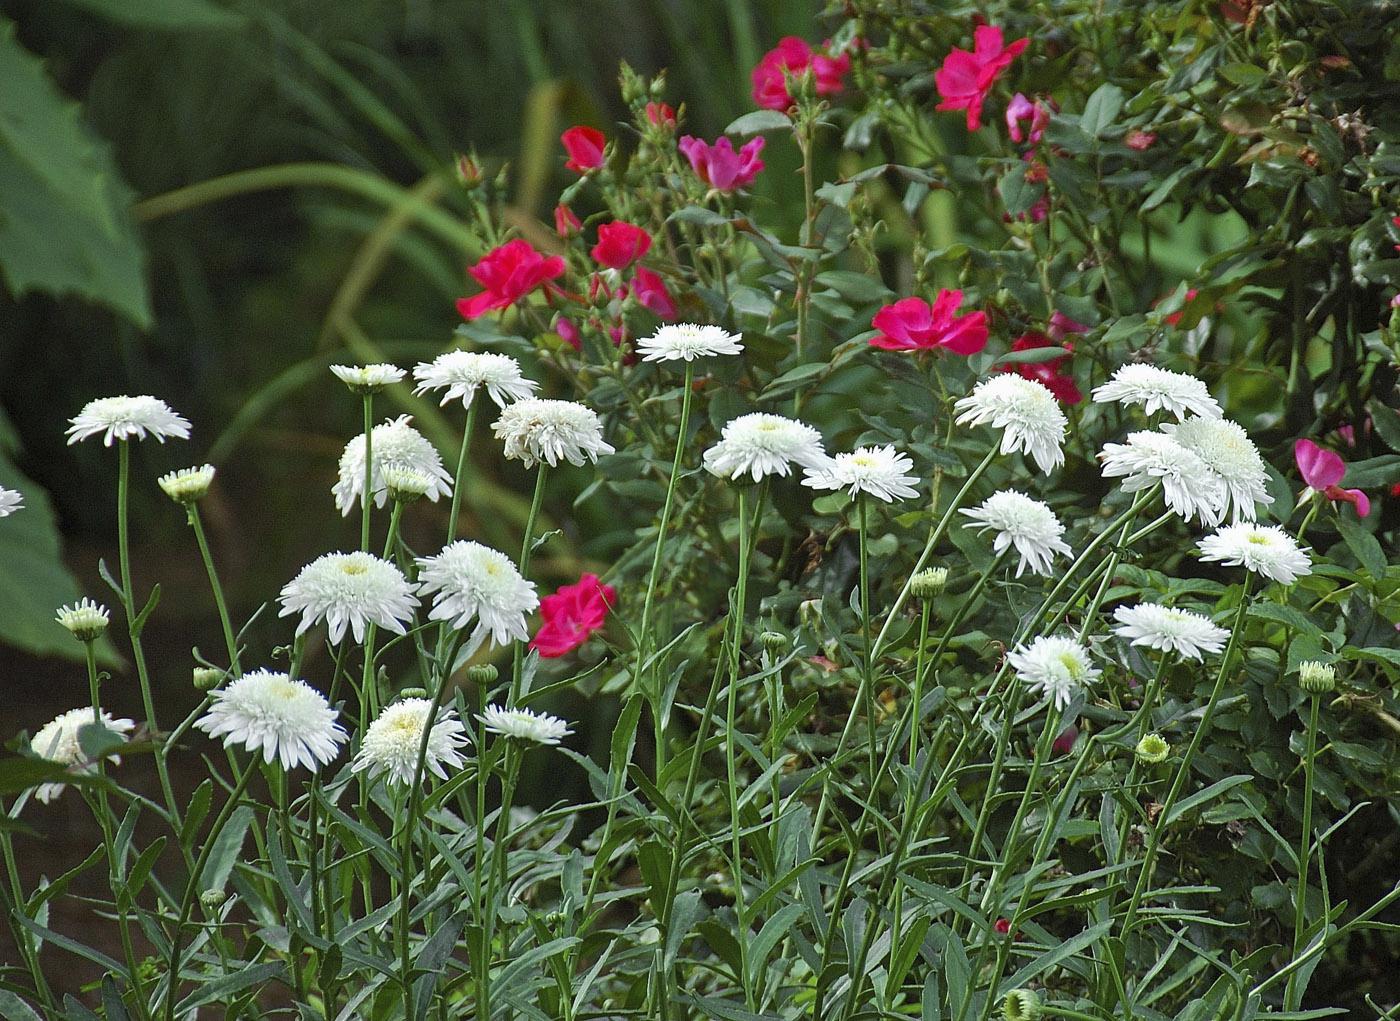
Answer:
200, 888, 227, 909
467, 663, 499, 687
910, 567, 948, 601
1135, 733, 1170, 765
397, 687, 428, 700
1003, 989, 1041, 1021
158, 464, 215, 505
56, 598, 110, 643
1298, 660, 1335, 694
760, 631, 788, 655
193, 666, 224, 691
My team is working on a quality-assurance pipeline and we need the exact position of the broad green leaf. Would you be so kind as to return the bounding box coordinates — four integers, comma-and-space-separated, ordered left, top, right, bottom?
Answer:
1165, 775, 1254, 825
1081, 83, 1125, 137
1335, 515, 1387, 581
55, 0, 243, 28
724, 109, 792, 135
0, 21, 150, 324
0, 992, 44, 1021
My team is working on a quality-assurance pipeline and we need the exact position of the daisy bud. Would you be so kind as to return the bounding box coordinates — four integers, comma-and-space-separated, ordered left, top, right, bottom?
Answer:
468, 663, 499, 687
383, 464, 433, 504
56, 598, 110, 643
910, 567, 948, 600
1003, 989, 1041, 1021
799, 599, 823, 629
158, 464, 215, 505
200, 889, 227, 909
1298, 660, 1336, 694
330, 363, 406, 395
397, 687, 428, 700
760, 631, 788, 655
193, 667, 224, 691
1135, 733, 1170, 765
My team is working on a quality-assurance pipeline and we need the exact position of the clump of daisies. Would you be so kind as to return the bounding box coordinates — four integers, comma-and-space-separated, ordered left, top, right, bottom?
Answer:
1163, 417, 1272, 523
803, 445, 919, 503
1007, 635, 1100, 710
636, 323, 744, 363
479, 705, 572, 745
960, 490, 1071, 577
954, 375, 1066, 474
1111, 603, 1229, 660
1198, 523, 1312, 585
279, 551, 419, 643
353, 698, 469, 786
1098, 431, 1225, 525
416, 541, 539, 648
412, 350, 538, 408
30, 708, 135, 803
703, 412, 828, 481
492, 398, 615, 467
194, 670, 346, 770
1091, 364, 1222, 421
333, 415, 453, 514
66, 395, 191, 445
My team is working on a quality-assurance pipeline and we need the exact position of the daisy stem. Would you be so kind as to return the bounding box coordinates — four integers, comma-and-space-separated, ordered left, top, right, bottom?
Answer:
361, 394, 374, 552
0, 807, 59, 1017
1285, 691, 1322, 1011
1114, 655, 1174, 859
639, 361, 694, 777
446, 400, 479, 542
480, 741, 523, 1021
1121, 573, 1254, 942
511, 465, 549, 704
908, 599, 931, 774
187, 504, 241, 674
857, 493, 877, 785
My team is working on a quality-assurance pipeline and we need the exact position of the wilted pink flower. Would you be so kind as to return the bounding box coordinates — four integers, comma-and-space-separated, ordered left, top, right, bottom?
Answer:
1295, 439, 1370, 517
456, 240, 566, 320
628, 266, 677, 320
555, 317, 582, 351
1005, 93, 1050, 144
751, 37, 851, 110
561, 126, 606, 173
1126, 130, 1157, 151
1047, 310, 1089, 341
870, 291, 988, 354
678, 135, 766, 192
934, 24, 1029, 131
591, 221, 651, 270
1053, 725, 1078, 756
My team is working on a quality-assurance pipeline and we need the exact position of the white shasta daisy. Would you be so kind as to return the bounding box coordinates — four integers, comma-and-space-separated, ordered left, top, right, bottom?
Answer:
803, 445, 919, 503
479, 705, 572, 745
66, 396, 191, 446
703, 412, 829, 482
1163, 417, 1272, 523
1091, 364, 1222, 421
412, 350, 538, 409
1098, 431, 1226, 525
1197, 523, 1312, 585
30, 707, 135, 803
1111, 603, 1229, 660
278, 551, 419, 643
492, 398, 615, 468
352, 698, 469, 786
158, 464, 215, 505
960, 490, 1072, 577
0, 487, 22, 517
330, 363, 405, 393
56, 598, 110, 642
636, 323, 744, 363
333, 415, 453, 515
954, 375, 1066, 474
416, 541, 539, 648
1007, 635, 1100, 711
194, 669, 347, 770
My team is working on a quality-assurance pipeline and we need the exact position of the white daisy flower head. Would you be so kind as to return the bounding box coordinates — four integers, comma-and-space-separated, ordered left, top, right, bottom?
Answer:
803, 445, 919, 503
1007, 635, 1101, 711
1163, 417, 1272, 523
66, 395, 191, 446
0, 487, 22, 517
1111, 603, 1230, 661
278, 551, 419, 644
1098, 431, 1226, 525
333, 415, 453, 515
954, 375, 1067, 474
194, 669, 347, 770
416, 540, 539, 648
158, 464, 216, 505
636, 323, 744, 363
960, 490, 1072, 578
330, 363, 406, 394
412, 350, 538, 409
703, 412, 829, 482
352, 698, 469, 786
1091, 364, 1222, 421
382, 464, 434, 504
30, 707, 135, 803
56, 598, 110, 642
492, 398, 615, 468
479, 704, 572, 745
1198, 523, 1312, 586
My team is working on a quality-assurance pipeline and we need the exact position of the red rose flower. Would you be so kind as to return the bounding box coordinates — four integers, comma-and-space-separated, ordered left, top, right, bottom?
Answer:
1295, 439, 1370, 517
555, 316, 582, 352
999, 331, 1082, 404
591, 221, 652, 270
628, 266, 678, 320
935, 24, 1029, 131
561, 125, 606, 173
456, 239, 566, 320
531, 573, 616, 658
678, 135, 766, 192
751, 37, 850, 111
1005, 93, 1050, 144
870, 291, 988, 354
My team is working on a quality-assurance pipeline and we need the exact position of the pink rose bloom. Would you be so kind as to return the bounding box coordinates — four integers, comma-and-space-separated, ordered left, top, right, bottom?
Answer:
999, 331, 1082, 404
869, 291, 988, 354
628, 266, 678, 320
1295, 439, 1370, 517
456, 239, 566, 320
555, 317, 582, 352
678, 135, 766, 192
561, 126, 606, 173
1047, 310, 1089, 341
591, 221, 652, 270
1005, 93, 1050, 143
935, 24, 1030, 131
751, 36, 851, 110
530, 574, 617, 658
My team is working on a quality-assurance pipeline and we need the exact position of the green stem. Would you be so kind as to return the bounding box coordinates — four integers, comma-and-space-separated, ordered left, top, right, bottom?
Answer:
511, 466, 549, 704
188, 505, 241, 673
856, 494, 877, 785
1284, 693, 1322, 1010
361, 395, 375, 552
446, 401, 479, 542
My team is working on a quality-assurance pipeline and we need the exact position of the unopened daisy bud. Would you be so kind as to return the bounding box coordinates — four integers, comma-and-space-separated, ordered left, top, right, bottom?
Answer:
760, 631, 788, 655
193, 666, 224, 691
330, 363, 405, 394
397, 687, 428, 700
200, 889, 227, 909
56, 598, 109, 642
799, 599, 822, 629
1298, 661, 1336, 694
910, 567, 948, 600
467, 663, 499, 687
158, 464, 215, 505
383, 464, 432, 504
1136, 733, 1170, 765
1003, 988, 1041, 1021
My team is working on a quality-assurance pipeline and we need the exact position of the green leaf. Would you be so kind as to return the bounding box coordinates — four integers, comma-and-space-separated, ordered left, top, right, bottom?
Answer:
55, 0, 243, 28
995, 345, 1071, 366
814, 270, 892, 304
1341, 455, 1400, 489
998, 920, 1112, 994
1367, 402, 1400, 454
200, 806, 253, 892
175, 962, 284, 1013
0, 21, 150, 324
0, 756, 82, 796
1081, 83, 1125, 137
1165, 775, 1253, 825
0, 991, 45, 1021
724, 110, 791, 135
77, 720, 127, 761
1335, 515, 1387, 581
